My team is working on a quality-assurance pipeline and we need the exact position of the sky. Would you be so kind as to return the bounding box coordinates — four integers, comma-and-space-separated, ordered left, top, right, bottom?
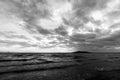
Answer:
0, 0, 120, 53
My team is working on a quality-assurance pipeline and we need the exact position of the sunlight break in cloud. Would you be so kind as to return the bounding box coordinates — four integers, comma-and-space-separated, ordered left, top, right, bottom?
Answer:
0, 0, 120, 52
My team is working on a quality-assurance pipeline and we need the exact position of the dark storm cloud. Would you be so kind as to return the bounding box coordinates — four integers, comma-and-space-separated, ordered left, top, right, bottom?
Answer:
70, 30, 120, 52
35, 26, 52, 35
93, 31, 120, 45
69, 33, 96, 42
55, 25, 68, 36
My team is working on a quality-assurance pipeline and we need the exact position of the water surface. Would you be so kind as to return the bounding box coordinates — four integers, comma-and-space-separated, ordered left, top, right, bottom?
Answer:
0, 53, 120, 80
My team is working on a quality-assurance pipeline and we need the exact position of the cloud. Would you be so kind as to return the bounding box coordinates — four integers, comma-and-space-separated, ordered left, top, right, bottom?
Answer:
64, 0, 120, 52
1, 0, 120, 52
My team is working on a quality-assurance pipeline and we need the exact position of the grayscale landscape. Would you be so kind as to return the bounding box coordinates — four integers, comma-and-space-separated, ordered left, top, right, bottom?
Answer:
0, 0, 120, 80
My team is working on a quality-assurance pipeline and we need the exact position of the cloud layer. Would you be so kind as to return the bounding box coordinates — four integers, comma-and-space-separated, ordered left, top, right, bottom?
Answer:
0, 0, 120, 52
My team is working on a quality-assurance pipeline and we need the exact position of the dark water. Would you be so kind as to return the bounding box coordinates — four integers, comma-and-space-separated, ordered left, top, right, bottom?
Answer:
0, 53, 120, 80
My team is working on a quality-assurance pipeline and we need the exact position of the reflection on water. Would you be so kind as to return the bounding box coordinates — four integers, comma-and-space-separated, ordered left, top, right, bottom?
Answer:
0, 53, 120, 80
